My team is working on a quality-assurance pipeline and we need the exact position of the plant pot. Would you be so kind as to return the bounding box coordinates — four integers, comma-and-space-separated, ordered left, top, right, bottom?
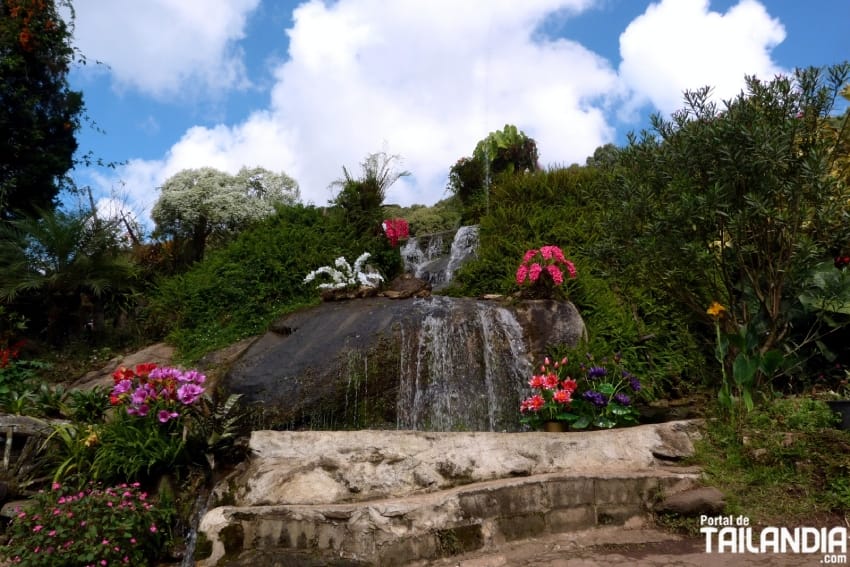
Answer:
543, 421, 567, 432
826, 400, 850, 430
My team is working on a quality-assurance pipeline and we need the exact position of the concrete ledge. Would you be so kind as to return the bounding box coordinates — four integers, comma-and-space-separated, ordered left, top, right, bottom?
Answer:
198, 469, 700, 566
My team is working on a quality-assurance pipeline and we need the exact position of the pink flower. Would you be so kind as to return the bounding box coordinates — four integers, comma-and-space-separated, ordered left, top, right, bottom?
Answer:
522, 249, 537, 263
564, 260, 577, 279
553, 389, 572, 404
542, 373, 560, 390
48, 530, 56, 537
540, 246, 554, 260
51, 482, 61, 491
33, 525, 43, 532
515, 264, 529, 285
150, 524, 158, 533
546, 264, 564, 285
528, 263, 542, 282
528, 375, 545, 388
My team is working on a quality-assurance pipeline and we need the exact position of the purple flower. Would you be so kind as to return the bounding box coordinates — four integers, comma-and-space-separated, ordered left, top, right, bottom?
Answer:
628, 376, 641, 392
130, 384, 155, 406
179, 369, 206, 384
149, 366, 182, 381
582, 390, 607, 407
157, 410, 179, 423
614, 393, 631, 406
587, 366, 607, 379
127, 404, 149, 417
112, 379, 133, 396
177, 383, 204, 405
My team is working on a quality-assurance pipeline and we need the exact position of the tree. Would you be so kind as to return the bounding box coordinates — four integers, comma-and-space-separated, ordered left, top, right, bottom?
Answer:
330, 152, 409, 238
151, 166, 299, 264
448, 124, 540, 223
0, 208, 138, 343
0, 0, 84, 219
615, 63, 850, 391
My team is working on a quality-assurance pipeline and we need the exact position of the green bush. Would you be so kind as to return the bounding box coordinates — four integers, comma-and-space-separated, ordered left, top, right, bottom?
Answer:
147, 205, 372, 360
450, 166, 707, 399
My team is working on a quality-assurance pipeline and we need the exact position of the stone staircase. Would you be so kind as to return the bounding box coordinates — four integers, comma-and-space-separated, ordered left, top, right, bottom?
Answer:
195, 421, 703, 566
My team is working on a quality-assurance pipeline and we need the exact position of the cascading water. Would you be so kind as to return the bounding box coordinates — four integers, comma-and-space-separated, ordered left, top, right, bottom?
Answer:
444, 225, 479, 285
401, 226, 479, 290
396, 296, 531, 431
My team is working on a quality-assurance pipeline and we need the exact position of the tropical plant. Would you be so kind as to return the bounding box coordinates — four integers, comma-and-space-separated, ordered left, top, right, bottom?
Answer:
0, 207, 138, 343
330, 151, 410, 239
448, 124, 539, 222
0, 0, 84, 219
151, 166, 299, 264
1, 481, 174, 566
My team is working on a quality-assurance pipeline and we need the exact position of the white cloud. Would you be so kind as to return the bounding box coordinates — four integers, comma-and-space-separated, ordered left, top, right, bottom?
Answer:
70, 0, 260, 98
618, 0, 786, 117
85, 0, 788, 227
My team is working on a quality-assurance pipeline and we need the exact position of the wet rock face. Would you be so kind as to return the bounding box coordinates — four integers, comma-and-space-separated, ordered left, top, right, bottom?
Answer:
222, 296, 586, 432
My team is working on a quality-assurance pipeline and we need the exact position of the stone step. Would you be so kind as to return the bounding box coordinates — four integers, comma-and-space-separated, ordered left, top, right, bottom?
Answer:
198, 467, 700, 566
196, 421, 704, 566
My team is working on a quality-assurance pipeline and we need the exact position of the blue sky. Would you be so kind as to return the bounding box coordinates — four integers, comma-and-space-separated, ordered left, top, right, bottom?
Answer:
64, 0, 850, 229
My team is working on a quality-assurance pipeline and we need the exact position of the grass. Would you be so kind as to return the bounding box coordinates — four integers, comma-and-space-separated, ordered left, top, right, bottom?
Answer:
690, 397, 850, 529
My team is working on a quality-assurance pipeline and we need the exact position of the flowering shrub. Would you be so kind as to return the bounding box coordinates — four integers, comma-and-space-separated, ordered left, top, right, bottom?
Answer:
304, 252, 384, 290
109, 363, 206, 422
78, 364, 207, 484
1, 481, 173, 567
520, 352, 641, 430
382, 218, 409, 247
515, 245, 577, 298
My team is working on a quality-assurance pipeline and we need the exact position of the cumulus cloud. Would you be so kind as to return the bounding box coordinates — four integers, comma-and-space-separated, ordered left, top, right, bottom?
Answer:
79, 0, 787, 228
618, 0, 786, 117
70, 0, 260, 98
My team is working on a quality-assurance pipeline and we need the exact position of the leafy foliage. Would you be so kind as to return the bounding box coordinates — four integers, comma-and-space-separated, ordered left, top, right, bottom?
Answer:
614, 64, 850, 393
0, 208, 138, 344
0, 0, 84, 219
448, 124, 540, 223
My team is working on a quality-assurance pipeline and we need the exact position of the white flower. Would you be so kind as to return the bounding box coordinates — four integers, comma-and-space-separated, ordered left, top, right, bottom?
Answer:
304, 252, 384, 290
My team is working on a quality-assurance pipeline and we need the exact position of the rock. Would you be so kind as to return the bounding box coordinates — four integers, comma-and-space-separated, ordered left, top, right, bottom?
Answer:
511, 300, 587, 360
222, 296, 586, 431
654, 486, 726, 516
197, 422, 705, 566
381, 273, 431, 299
213, 421, 703, 508
651, 420, 702, 461
70, 342, 175, 391
320, 286, 380, 301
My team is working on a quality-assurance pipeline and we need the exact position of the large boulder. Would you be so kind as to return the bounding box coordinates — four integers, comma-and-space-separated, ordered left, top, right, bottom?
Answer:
222, 296, 585, 432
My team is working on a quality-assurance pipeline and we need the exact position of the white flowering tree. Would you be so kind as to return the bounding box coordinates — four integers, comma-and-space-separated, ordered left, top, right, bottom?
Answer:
151, 166, 299, 262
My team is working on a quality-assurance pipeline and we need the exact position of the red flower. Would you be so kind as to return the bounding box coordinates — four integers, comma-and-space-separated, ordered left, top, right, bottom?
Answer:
134, 363, 157, 377
111, 367, 134, 384
553, 389, 572, 404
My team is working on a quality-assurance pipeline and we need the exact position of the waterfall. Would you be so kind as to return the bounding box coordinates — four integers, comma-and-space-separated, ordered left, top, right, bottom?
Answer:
444, 225, 479, 285
401, 226, 479, 290
396, 296, 531, 431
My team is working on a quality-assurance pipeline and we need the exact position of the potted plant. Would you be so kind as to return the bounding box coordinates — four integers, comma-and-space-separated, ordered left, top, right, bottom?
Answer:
519, 351, 641, 431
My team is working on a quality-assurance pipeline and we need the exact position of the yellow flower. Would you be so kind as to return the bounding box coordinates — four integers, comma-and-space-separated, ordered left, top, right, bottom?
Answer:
84, 426, 99, 448
707, 302, 726, 318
